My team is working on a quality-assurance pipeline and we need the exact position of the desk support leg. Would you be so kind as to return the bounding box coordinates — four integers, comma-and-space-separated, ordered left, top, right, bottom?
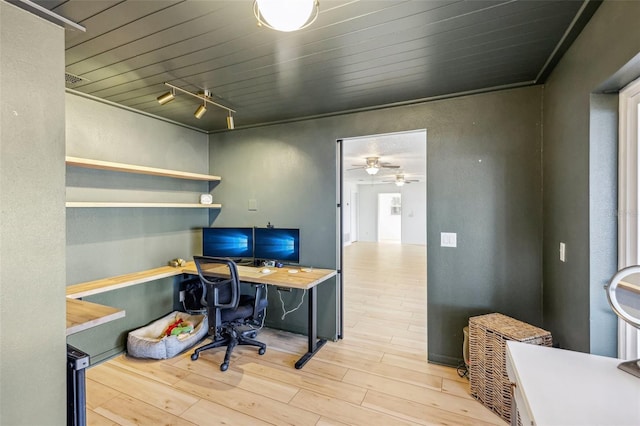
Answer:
295, 285, 327, 369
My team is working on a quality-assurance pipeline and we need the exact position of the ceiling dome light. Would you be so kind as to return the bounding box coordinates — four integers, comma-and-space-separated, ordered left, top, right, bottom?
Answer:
254, 0, 319, 32
395, 180, 405, 187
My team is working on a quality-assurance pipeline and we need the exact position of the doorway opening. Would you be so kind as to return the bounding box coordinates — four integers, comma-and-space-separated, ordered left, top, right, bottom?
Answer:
337, 129, 427, 346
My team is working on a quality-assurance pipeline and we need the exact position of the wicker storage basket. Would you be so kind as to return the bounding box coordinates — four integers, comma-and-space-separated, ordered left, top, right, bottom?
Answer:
469, 313, 552, 423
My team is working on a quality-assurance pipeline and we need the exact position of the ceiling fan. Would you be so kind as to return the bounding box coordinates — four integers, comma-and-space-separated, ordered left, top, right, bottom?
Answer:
349, 157, 400, 175
383, 174, 420, 187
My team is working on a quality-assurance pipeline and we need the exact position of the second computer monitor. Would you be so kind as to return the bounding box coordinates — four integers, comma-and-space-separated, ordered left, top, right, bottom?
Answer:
254, 227, 300, 264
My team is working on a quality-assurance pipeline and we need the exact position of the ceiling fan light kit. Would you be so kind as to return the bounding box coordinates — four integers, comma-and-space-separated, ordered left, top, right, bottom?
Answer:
254, 0, 319, 32
365, 166, 379, 175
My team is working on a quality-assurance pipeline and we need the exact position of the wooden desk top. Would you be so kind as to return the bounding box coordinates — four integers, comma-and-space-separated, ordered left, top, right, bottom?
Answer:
66, 298, 125, 336
67, 261, 337, 297
66, 263, 189, 299
65, 260, 335, 334
183, 264, 337, 290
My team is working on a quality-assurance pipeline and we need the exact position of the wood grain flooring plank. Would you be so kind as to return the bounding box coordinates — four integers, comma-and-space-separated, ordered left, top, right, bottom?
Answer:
231, 355, 367, 404
362, 390, 501, 426
87, 363, 198, 416
174, 372, 321, 425
171, 353, 300, 403
86, 409, 118, 426
379, 353, 467, 383
342, 369, 502, 423
290, 389, 419, 426
86, 378, 120, 410
179, 398, 272, 426
82, 242, 502, 426
93, 394, 197, 426
108, 355, 191, 386
238, 340, 349, 381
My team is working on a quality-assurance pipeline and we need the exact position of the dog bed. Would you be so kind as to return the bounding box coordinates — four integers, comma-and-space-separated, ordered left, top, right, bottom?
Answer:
127, 311, 208, 359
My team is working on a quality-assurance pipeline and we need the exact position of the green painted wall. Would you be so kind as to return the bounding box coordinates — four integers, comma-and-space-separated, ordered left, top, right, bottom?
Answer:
65, 93, 211, 363
210, 85, 544, 364
0, 2, 66, 423
542, 0, 640, 355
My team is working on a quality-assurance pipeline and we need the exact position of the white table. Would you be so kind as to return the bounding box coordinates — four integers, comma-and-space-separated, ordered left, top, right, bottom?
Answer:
506, 341, 640, 426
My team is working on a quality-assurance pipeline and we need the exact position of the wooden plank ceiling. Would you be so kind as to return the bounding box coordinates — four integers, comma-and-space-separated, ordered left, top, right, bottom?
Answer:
31, 0, 599, 132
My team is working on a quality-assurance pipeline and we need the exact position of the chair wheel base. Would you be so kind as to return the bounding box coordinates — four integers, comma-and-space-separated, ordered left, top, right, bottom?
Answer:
220, 363, 229, 371
258, 347, 266, 355
191, 353, 199, 361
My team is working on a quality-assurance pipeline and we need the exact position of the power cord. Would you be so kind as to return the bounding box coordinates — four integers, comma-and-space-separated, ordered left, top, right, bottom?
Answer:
247, 308, 267, 332
457, 360, 469, 378
248, 289, 268, 332
278, 288, 306, 320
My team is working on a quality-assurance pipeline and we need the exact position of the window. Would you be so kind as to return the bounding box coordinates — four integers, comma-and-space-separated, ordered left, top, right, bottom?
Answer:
618, 76, 640, 360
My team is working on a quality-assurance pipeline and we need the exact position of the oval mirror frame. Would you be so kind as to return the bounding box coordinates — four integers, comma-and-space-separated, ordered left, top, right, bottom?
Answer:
606, 265, 640, 329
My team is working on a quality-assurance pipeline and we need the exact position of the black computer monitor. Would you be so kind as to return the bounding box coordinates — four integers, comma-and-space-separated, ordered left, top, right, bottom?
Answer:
202, 227, 254, 259
254, 227, 300, 264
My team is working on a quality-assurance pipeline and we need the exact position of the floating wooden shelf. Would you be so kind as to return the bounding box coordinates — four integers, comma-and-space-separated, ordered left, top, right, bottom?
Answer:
66, 156, 221, 181
66, 298, 125, 335
66, 201, 222, 208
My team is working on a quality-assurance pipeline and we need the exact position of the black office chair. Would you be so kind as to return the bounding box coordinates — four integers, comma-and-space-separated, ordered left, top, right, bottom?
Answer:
190, 256, 267, 371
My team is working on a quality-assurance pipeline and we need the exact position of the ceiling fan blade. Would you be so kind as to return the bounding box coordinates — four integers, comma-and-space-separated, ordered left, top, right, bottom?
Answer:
381, 165, 400, 169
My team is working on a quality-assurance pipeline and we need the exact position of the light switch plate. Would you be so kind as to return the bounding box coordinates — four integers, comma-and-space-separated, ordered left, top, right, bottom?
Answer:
560, 242, 566, 262
441, 232, 457, 248
248, 199, 257, 211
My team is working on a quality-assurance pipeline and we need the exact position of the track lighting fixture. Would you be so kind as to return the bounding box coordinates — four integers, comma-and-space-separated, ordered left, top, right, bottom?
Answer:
156, 89, 175, 105
194, 102, 207, 119
157, 82, 236, 129
254, 0, 319, 32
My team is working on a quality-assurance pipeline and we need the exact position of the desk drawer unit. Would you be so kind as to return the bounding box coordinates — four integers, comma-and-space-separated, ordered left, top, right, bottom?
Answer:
469, 313, 552, 424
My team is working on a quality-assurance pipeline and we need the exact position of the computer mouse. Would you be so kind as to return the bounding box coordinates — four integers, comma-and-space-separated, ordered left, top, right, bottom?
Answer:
261, 268, 271, 274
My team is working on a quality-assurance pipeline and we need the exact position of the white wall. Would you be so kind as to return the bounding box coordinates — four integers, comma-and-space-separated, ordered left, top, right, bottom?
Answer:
357, 182, 426, 245
378, 193, 402, 241
402, 181, 427, 245
342, 181, 358, 245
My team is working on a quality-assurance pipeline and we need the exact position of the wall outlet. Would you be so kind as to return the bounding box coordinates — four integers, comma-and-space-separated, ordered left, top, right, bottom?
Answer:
179, 290, 185, 302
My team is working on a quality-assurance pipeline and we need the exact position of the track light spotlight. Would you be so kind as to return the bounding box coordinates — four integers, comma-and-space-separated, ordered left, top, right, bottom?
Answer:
156, 90, 175, 105
227, 112, 235, 130
194, 103, 207, 119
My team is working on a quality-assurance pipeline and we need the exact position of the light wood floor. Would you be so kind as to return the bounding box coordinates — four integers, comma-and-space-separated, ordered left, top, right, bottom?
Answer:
85, 242, 504, 425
